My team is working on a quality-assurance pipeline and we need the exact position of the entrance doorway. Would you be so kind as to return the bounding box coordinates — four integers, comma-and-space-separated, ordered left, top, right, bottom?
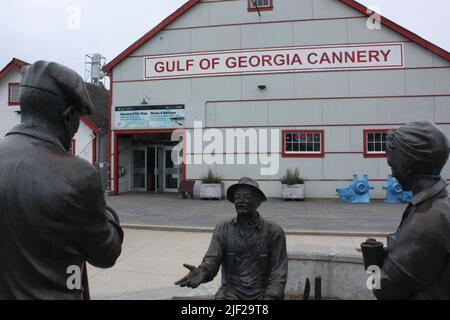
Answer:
132, 145, 181, 193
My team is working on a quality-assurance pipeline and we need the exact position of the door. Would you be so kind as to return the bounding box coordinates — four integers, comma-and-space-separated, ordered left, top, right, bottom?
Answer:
163, 146, 180, 192
132, 147, 147, 192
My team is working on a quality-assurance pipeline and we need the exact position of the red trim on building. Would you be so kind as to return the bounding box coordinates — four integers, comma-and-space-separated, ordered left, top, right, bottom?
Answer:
71, 139, 76, 156
103, 0, 449, 74
247, 0, 273, 12
281, 129, 325, 158
8, 82, 20, 106
103, 0, 200, 73
0, 58, 28, 80
340, 0, 450, 62
92, 136, 97, 165
108, 71, 114, 191
363, 128, 389, 158
80, 116, 99, 134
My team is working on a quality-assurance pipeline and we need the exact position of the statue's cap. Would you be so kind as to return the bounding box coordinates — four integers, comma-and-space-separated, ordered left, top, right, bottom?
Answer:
386, 120, 450, 176
227, 177, 267, 203
20, 60, 94, 115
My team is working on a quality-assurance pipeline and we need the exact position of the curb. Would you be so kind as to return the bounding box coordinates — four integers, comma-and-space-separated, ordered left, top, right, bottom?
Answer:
121, 224, 389, 238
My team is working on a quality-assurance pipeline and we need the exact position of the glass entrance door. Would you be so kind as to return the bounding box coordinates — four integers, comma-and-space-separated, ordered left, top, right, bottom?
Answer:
132, 147, 147, 192
163, 146, 180, 192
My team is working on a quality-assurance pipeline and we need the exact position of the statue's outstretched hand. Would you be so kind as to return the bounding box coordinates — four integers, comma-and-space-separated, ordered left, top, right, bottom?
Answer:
174, 263, 204, 288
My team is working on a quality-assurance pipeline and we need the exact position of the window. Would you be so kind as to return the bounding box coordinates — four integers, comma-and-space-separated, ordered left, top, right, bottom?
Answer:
282, 130, 324, 158
248, 0, 273, 11
8, 83, 20, 106
364, 129, 389, 158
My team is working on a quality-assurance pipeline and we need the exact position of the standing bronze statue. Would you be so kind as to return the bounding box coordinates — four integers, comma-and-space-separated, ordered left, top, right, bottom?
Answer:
361, 120, 450, 299
0, 61, 123, 300
175, 177, 288, 300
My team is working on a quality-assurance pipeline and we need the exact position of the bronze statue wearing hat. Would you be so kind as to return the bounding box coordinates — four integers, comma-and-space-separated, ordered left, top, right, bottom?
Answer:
175, 177, 288, 300
361, 120, 450, 299
0, 61, 123, 300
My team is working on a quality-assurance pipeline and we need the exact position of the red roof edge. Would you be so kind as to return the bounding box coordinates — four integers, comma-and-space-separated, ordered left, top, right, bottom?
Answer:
340, 0, 450, 62
81, 116, 99, 134
103, 0, 200, 73
0, 58, 29, 80
103, 0, 450, 73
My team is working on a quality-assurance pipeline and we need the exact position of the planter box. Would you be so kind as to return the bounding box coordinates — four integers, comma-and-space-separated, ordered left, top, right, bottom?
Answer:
282, 184, 305, 200
200, 183, 223, 200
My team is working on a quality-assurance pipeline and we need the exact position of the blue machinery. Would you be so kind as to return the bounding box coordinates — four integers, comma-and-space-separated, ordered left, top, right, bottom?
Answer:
382, 175, 412, 203
336, 175, 374, 204
336, 175, 411, 204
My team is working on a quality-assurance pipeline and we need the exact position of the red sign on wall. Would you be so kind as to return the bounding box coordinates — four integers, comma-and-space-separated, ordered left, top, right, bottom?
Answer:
143, 43, 404, 80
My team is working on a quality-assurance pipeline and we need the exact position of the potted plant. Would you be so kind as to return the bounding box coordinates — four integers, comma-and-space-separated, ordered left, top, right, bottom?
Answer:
280, 168, 305, 200
200, 169, 223, 200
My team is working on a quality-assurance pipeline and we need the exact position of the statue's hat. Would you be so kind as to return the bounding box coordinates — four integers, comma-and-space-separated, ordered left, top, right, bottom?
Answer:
20, 60, 94, 115
226, 177, 267, 203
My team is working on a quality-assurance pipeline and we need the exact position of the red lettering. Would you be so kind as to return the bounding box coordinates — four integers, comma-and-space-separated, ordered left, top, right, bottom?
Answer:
226, 57, 237, 68
186, 59, 194, 71
368, 50, 380, 62
331, 52, 343, 64
238, 56, 248, 68
154, 61, 165, 73
262, 55, 273, 67
249, 55, 261, 67
380, 50, 391, 62
273, 54, 285, 66
211, 57, 220, 69
200, 58, 211, 70
357, 50, 367, 63
308, 53, 318, 64
345, 51, 356, 63
291, 53, 302, 65
319, 53, 331, 64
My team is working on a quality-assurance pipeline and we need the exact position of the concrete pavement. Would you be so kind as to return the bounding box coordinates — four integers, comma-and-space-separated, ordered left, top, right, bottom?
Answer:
88, 228, 386, 300
106, 193, 405, 233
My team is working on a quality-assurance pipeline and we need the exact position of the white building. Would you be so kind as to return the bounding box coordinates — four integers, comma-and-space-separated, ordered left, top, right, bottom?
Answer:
103, 0, 450, 198
0, 58, 108, 167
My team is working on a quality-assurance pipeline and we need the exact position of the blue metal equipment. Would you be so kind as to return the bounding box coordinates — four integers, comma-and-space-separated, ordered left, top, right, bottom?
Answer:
382, 175, 412, 203
336, 175, 374, 204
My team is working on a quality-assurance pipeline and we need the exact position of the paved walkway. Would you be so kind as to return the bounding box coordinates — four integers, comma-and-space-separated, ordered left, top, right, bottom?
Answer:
88, 228, 386, 300
107, 193, 405, 233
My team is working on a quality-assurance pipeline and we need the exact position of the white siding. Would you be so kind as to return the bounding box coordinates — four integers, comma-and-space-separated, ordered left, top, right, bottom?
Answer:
74, 121, 95, 164
0, 70, 22, 139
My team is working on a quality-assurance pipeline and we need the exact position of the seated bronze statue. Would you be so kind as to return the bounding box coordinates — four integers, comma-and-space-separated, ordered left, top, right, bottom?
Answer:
0, 61, 123, 300
175, 177, 288, 300
361, 120, 450, 300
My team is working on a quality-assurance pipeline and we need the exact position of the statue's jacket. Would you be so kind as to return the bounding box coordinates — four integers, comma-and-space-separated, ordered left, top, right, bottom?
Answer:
0, 124, 123, 300
198, 213, 288, 300
378, 179, 450, 299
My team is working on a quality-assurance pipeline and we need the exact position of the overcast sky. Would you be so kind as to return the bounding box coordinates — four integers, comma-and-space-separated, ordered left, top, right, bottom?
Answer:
1, 0, 449, 79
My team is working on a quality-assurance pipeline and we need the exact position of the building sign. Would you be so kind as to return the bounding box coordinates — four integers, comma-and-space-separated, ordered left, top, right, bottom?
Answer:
144, 43, 404, 80
114, 105, 185, 129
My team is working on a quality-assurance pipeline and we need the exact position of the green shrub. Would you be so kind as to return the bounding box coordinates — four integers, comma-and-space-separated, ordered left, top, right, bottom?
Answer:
280, 168, 304, 185
201, 168, 222, 184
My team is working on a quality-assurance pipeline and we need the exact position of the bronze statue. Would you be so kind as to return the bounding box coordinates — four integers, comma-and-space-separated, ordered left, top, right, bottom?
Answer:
0, 61, 123, 300
175, 177, 288, 300
361, 120, 450, 299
